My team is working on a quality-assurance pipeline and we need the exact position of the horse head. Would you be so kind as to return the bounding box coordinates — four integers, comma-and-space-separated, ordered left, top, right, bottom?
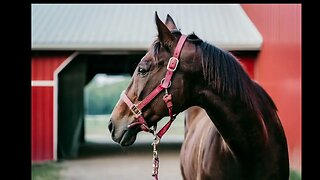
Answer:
108, 12, 202, 146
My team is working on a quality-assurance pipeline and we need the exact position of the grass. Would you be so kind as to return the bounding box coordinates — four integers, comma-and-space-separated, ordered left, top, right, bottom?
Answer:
32, 162, 63, 180
85, 113, 186, 136
85, 114, 112, 135
32, 161, 301, 180
290, 169, 301, 180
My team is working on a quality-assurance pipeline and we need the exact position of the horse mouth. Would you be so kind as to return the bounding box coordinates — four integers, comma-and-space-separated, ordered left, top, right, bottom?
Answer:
119, 129, 138, 146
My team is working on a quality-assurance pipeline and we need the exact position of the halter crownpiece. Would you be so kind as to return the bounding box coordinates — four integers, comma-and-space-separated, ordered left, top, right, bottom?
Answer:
121, 34, 187, 180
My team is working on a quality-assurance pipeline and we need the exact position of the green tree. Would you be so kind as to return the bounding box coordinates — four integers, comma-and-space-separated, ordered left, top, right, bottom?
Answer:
84, 75, 131, 114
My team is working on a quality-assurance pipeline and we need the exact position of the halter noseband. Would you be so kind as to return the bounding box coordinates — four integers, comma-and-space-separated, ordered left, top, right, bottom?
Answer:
121, 34, 187, 180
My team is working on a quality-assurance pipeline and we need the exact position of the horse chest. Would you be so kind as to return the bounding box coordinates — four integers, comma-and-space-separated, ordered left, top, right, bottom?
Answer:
180, 114, 241, 180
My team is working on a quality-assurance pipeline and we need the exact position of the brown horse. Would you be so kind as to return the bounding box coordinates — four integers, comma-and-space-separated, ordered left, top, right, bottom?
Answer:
108, 12, 289, 179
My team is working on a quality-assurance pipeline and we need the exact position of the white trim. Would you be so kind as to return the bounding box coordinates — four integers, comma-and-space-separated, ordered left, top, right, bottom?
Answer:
52, 52, 79, 161
31, 80, 55, 87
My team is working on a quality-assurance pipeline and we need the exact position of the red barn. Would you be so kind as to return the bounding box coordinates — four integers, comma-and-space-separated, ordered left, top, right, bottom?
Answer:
31, 4, 301, 172
32, 53, 73, 161
242, 4, 301, 171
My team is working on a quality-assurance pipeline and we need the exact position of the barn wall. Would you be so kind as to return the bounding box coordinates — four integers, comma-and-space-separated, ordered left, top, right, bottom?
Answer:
31, 55, 69, 162
242, 4, 301, 171
236, 55, 255, 79
32, 56, 69, 80
32, 87, 54, 161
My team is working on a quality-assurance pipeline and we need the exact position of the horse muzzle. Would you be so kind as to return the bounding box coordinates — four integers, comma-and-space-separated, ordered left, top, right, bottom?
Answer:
108, 119, 139, 146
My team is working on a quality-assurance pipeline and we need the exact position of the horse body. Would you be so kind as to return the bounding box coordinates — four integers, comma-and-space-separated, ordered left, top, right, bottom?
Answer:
108, 12, 289, 180
181, 105, 289, 180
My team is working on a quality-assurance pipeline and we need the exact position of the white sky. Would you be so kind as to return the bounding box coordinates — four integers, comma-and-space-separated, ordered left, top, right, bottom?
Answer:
93, 74, 130, 85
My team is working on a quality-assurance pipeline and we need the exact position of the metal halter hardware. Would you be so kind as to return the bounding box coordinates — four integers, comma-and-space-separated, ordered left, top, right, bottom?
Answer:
167, 57, 179, 71
121, 34, 187, 180
160, 78, 171, 88
130, 104, 142, 117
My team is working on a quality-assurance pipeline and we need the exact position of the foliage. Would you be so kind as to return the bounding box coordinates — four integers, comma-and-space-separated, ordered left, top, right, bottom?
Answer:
84, 75, 131, 115
32, 162, 63, 180
289, 169, 301, 180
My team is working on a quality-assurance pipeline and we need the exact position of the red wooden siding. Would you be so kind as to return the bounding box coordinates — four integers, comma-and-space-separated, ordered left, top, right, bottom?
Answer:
238, 57, 255, 79
31, 55, 68, 162
32, 56, 68, 80
242, 4, 301, 171
32, 87, 54, 161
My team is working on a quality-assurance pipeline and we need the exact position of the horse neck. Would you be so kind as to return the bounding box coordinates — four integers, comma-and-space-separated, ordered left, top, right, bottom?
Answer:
196, 88, 270, 159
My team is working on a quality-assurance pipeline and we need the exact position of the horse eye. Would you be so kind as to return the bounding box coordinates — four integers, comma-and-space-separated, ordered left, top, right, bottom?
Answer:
138, 67, 148, 76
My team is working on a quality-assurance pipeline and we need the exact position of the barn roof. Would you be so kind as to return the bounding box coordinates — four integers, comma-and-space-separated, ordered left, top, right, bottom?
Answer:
32, 4, 262, 51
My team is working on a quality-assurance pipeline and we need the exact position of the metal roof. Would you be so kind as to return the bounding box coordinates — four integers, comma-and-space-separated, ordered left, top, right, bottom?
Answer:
32, 4, 262, 51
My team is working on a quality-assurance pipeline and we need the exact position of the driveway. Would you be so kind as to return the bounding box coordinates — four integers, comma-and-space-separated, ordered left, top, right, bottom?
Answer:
59, 142, 183, 180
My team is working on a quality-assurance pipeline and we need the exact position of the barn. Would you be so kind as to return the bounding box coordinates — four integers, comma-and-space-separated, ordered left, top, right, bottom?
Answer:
31, 4, 301, 172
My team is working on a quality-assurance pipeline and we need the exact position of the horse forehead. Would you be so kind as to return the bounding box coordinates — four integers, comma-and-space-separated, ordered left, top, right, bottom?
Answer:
141, 51, 153, 62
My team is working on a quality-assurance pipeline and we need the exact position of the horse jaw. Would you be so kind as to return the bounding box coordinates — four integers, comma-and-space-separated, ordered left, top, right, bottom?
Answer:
119, 129, 137, 146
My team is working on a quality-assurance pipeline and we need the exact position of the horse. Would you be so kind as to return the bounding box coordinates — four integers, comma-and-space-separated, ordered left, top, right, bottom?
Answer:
108, 12, 289, 180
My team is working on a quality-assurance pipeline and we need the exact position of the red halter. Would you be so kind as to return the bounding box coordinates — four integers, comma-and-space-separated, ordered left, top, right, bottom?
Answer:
121, 34, 187, 137
121, 35, 187, 180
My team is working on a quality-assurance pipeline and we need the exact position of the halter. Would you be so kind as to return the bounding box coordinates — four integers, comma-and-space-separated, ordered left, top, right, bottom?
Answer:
121, 34, 187, 180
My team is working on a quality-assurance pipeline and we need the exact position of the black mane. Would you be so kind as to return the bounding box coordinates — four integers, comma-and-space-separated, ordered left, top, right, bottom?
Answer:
152, 31, 278, 118
199, 40, 251, 99
194, 36, 279, 124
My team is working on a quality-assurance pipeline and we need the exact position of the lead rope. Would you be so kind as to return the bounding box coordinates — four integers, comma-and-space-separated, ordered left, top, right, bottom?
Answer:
151, 132, 160, 180
151, 89, 177, 180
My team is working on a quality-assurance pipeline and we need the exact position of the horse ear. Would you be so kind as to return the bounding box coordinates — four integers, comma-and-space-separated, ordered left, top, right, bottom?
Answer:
165, 14, 177, 31
155, 11, 175, 45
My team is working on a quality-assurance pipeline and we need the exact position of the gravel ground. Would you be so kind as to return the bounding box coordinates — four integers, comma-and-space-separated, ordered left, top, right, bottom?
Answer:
59, 142, 183, 180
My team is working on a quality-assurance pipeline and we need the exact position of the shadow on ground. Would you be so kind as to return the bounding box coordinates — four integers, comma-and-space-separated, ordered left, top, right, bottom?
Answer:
77, 141, 182, 159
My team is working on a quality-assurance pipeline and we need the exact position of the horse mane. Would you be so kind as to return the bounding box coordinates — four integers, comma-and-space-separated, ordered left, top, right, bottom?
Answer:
199, 39, 256, 105
192, 34, 281, 135
152, 31, 278, 122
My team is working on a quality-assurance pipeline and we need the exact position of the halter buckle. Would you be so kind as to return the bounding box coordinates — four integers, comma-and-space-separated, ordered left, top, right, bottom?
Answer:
167, 57, 179, 72
130, 104, 142, 117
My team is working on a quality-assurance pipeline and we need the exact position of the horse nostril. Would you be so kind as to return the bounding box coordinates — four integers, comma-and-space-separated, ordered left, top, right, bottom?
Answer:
108, 120, 114, 133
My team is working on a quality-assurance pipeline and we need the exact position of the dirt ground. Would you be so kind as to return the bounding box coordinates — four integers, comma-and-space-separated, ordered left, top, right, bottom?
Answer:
58, 142, 183, 180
